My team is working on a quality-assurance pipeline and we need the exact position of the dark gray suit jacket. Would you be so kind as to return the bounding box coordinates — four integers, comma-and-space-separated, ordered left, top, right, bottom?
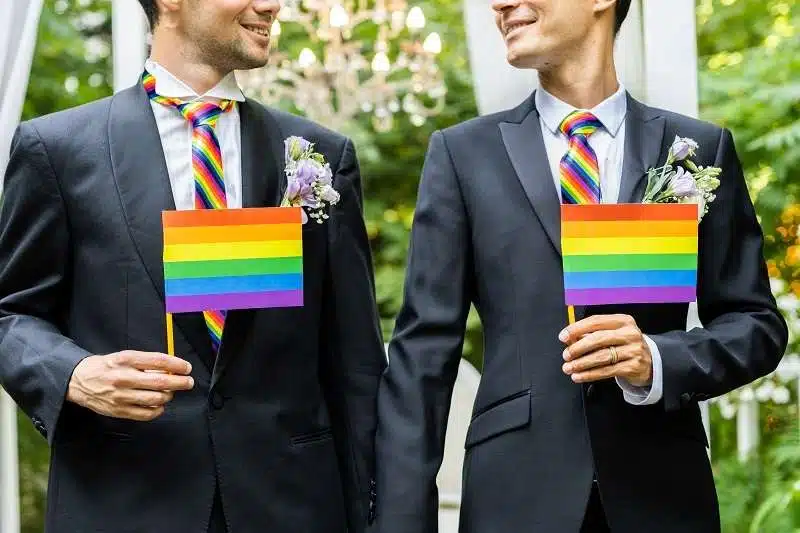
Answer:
0, 82, 386, 533
374, 92, 788, 533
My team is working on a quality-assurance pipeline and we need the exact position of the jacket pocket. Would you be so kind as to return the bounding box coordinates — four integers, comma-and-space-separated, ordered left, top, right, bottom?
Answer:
465, 391, 531, 449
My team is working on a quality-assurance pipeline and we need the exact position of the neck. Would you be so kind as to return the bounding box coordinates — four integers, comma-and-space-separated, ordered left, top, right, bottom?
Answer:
150, 31, 229, 95
538, 39, 619, 109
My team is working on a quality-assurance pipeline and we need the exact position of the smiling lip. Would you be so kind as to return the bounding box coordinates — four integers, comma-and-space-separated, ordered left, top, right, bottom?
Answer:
241, 24, 271, 39
503, 19, 536, 39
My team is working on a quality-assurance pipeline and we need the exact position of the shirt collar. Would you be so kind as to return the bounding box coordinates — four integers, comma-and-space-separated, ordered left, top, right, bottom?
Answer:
144, 58, 246, 102
535, 83, 627, 138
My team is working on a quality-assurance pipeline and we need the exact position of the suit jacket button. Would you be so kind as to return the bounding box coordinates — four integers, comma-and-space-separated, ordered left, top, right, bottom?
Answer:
210, 392, 225, 410
680, 392, 693, 405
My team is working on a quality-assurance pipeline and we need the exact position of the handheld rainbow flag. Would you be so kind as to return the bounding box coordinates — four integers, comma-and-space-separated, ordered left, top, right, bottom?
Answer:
561, 203, 698, 306
162, 207, 304, 354
162, 207, 304, 312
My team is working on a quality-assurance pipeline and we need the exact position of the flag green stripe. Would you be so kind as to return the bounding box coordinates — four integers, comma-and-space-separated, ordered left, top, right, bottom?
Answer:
563, 254, 696, 273
164, 257, 303, 279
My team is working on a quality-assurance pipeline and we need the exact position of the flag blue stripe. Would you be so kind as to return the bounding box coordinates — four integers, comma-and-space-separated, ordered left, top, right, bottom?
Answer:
563, 269, 697, 290
165, 273, 303, 296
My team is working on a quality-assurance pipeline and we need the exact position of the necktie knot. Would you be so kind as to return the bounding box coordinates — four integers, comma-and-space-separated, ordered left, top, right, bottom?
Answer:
178, 101, 231, 128
559, 110, 603, 138
142, 71, 234, 128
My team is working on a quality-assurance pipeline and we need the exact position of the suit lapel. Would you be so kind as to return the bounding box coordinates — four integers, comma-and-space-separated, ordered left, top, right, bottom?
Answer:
499, 93, 563, 256
238, 99, 283, 209
109, 84, 215, 366
212, 100, 285, 388
618, 94, 667, 204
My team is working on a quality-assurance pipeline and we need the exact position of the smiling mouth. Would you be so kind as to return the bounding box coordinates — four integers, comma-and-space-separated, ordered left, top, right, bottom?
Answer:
241, 24, 270, 38
504, 20, 536, 37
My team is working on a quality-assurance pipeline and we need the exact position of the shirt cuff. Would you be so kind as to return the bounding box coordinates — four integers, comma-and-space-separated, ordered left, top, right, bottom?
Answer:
616, 335, 663, 406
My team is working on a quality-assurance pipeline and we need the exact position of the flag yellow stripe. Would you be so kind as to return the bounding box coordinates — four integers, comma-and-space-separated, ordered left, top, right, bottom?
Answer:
164, 241, 303, 262
562, 236, 697, 256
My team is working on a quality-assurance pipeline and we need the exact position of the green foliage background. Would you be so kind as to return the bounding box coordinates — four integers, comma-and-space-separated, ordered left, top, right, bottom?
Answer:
12, 0, 799, 531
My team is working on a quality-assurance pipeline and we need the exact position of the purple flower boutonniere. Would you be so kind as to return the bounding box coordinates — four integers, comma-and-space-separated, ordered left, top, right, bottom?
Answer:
642, 136, 722, 221
280, 136, 340, 224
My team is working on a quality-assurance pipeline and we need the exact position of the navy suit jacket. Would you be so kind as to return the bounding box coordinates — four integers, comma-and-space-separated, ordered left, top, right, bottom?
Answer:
0, 82, 386, 533
374, 92, 788, 533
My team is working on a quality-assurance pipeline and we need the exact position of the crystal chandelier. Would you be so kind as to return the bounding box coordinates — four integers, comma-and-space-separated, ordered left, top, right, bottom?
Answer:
237, 0, 446, 132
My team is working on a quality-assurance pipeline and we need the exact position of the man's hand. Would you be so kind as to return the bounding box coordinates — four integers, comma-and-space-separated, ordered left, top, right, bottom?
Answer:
559, 314, 653, 387
66, 351, 194, 421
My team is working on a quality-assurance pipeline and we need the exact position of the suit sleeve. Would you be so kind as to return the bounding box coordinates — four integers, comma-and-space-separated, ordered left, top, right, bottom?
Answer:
650, 128, 788, 411
319, 138, 387, 533
373, 131, 472, 533
0, 122, 91, 445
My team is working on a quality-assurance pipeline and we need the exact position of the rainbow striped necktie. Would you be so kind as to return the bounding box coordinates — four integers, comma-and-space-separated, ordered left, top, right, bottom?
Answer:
559, 110, 604, 204
144, 71, 234, 354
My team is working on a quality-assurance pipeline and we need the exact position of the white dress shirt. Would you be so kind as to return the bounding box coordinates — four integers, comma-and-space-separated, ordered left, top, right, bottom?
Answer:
144, 58, 246, 210
535, 85, 663, 406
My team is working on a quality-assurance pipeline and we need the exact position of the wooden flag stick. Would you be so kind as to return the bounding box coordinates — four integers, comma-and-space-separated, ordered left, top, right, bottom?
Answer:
567, 305, 576, 326
166, 312, 175, 356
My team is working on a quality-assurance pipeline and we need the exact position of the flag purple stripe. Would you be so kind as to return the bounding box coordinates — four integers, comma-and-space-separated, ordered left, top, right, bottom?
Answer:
166, 290, 304, 312
565, 286, 696, 305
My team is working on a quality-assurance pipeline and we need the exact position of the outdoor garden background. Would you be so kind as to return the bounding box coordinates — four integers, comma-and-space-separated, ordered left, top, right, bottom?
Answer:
14, 0, 800, 531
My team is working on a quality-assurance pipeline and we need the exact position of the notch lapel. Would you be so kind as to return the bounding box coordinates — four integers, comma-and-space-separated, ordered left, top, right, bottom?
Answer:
499, 94, 563, 256
109, 84, 215, 366
212, 101, 285, 388
618, 94, 667, 204
238, 99, 283, 209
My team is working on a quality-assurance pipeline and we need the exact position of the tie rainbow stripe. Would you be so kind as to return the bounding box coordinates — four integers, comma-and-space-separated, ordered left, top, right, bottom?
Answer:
559, 110, 603, 204
144, 71, 235, 353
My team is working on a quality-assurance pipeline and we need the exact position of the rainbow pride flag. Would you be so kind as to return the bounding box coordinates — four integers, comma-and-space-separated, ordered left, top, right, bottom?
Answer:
561, 204, 698, 305
162, 207, 304, 313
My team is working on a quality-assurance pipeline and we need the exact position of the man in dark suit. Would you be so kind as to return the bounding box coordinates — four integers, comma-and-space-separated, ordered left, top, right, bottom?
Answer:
373, 0, 788, 532
0, 1, 385, 532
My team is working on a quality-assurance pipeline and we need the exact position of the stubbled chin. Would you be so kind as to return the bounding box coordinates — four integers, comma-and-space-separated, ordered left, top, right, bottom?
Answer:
234, 43, 271, 69
505, 47, 528, 68
240, 53, 270, 69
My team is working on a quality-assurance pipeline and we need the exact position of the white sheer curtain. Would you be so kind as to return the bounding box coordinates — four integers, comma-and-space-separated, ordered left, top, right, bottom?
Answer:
111, 0, 148, 92
0, 1, 44, 529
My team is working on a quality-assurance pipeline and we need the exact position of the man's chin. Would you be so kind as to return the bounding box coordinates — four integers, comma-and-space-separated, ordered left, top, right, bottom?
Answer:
236, 52, 271, 71
506, 49, 536, 70
506, 45, 552, 71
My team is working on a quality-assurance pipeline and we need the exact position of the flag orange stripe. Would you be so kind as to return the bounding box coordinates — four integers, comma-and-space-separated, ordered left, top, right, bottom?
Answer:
163, 207, 303, 227
561, 220, 698, 238
561, 203, 698, 221
164, 223, 302, 244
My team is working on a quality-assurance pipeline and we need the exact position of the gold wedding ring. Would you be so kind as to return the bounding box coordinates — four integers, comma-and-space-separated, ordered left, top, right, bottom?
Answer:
609, 346, 618, 365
